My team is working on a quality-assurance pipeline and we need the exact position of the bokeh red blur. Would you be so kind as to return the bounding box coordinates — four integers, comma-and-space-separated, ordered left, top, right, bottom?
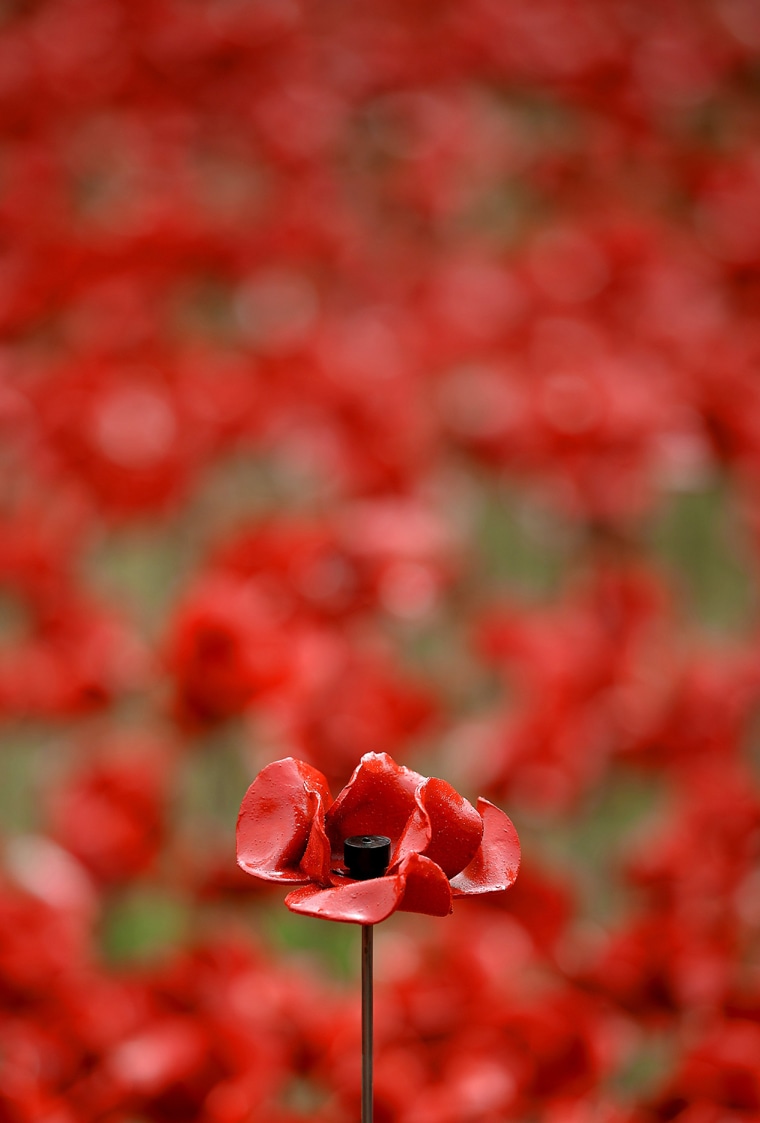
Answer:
1, 0, 760, 1119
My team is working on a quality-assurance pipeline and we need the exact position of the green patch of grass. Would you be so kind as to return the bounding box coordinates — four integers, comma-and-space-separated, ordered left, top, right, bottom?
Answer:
649, 481, 756, 634
523, 771, 664, 925
101, 887, 192, 964
473, 482, 575, 602
177, 731, 252, 834
611, 1028, 678, 1101
260, 904, 358, 981
0, 722, 51, 834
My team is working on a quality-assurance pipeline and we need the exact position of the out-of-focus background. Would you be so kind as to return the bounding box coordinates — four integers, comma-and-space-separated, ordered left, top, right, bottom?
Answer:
2, 0, 760, 1119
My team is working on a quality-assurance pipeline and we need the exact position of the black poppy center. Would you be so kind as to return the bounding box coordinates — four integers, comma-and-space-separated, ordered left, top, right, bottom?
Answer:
343, 835, 392, 880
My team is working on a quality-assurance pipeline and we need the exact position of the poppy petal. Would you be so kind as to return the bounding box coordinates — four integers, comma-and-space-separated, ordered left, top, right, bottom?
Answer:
286, 874, 406, 924
325, 752, 425, 862
285, 852, 453, 924
418, 777, 484, 878
298, 793, 332, 886
391, 787, 432, 868
396, 852, 453, 916
236, 758, 331, 882
450, 799, 521, 896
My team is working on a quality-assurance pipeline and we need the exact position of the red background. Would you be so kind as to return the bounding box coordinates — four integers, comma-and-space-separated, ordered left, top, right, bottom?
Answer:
1, 1, 760, 1120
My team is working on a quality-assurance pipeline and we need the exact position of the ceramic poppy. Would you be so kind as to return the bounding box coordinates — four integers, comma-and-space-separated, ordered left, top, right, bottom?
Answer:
236, 752, 520, 924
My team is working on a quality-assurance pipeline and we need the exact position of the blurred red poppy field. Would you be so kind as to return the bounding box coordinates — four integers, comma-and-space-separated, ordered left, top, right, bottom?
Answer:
2, 0, 760, 1120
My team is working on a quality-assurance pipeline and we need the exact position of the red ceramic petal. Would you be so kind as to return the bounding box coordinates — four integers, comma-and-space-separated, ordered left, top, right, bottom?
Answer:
298, 793, 332, 886
325, 752, 425, 862
285, 851, 453, 924
450, 798, 521, 896
396, 852, 453, 917
417, 777, 484, 878
236, 758, 331, 882
285, 874, 405, 924
391, 788, 432, 868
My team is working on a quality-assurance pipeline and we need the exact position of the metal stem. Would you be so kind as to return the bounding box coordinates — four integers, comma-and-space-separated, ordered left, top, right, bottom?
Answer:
361, 923, 374, 1123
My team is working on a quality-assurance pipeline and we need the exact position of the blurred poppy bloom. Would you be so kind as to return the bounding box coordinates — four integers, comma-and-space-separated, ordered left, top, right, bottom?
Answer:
164, 576, 293, 726
236, 752, 520, 924
45, 735, 173, 888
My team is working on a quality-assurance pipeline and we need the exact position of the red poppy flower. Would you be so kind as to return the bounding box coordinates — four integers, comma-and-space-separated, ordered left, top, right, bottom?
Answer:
236, 753, 520, 924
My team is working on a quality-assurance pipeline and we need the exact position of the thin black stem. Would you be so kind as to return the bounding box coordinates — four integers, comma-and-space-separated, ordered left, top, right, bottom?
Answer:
361, 923, 374, 1123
